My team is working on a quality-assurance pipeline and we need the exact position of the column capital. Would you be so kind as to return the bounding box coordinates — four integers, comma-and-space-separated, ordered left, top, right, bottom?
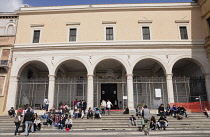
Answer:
166, 74, 173, 80
10, 76, 20, 82
126, 74, 133, 77
87, 74, 94, 77
48, 75, 55, 81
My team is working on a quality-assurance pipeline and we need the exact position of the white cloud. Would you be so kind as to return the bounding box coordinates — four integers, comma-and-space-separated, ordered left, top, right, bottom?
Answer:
0, 0, 27, 12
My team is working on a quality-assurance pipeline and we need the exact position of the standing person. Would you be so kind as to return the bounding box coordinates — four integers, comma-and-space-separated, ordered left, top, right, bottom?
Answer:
43, 97, 49, 111
106, 100, 113, 115
101, 100, 106, 115
24, 108, 34, 136
14, 111, 21, 136
81, 100, 87, 115
142, 105, 150, 136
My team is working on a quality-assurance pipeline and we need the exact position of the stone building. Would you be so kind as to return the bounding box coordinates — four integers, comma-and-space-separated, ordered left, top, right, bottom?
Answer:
0, 12, 18, 114
5, 2, 210, 111
193, 0, 210, 64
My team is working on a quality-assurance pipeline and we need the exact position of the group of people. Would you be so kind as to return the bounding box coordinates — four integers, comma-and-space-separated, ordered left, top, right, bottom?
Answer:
158, 104, 188, 119
13, 107, 42, 136
131, 105, 169, 134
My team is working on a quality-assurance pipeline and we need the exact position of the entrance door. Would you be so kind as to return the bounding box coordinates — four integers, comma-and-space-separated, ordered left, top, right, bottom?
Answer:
101, 83, 118, 109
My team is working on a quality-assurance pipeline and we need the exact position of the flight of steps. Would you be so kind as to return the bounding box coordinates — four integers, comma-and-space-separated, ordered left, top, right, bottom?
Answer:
0, 111, 210, 133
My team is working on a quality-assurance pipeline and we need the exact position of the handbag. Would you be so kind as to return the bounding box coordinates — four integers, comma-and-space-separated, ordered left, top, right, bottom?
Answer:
14, 116, 19, 123
141, 119, 145, 125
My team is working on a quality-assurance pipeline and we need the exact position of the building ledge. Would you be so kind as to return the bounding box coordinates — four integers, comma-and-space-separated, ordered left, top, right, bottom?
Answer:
13, 40, 205, 51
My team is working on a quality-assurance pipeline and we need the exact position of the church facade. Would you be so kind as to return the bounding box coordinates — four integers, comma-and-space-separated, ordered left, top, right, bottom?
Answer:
5, 2, 210, 111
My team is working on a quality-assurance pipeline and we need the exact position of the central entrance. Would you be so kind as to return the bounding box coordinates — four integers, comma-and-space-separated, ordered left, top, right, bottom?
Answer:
101, 83, 118, 109
94, 59, 128, 109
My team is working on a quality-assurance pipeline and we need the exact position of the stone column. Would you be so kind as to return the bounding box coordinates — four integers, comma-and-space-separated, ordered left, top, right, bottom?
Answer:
204, 73, 210, 102
166, 74, 175, 103
6, 76, 19, 110
48, 75, 55, 109
127, 74, 135, 111
87, 74, 94, 109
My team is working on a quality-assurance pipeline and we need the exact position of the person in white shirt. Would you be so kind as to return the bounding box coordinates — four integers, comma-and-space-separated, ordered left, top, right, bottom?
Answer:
106, 100, 113, 115
43, 97, 49, 111
65, 116, 73, 131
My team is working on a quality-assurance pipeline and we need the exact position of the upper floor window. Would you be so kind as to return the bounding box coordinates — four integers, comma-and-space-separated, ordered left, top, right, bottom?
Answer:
33, 30, 40, 43
69, 28, 77, 41
142, 26, 150, 40
106, 27, 114, 40
179, 26, 188, 40
207, 17, 210, 32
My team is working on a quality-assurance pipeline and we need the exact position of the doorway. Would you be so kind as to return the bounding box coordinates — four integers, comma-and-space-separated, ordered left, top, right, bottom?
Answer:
101, 83, 118, 109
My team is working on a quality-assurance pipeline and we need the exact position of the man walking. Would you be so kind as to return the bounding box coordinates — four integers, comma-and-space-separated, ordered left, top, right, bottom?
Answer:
24, 108, 34, 136
106, 100, 113, 115
142, 105, 150, 136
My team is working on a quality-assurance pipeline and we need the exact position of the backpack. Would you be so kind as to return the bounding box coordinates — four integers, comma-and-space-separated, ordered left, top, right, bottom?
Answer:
14, 116, 19, 123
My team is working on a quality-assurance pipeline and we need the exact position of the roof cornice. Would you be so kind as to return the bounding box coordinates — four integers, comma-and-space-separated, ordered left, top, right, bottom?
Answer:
17, 2, 199, 15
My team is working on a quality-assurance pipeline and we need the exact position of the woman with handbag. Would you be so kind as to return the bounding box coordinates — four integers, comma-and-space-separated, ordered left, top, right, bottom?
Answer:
14, 111, 21, 136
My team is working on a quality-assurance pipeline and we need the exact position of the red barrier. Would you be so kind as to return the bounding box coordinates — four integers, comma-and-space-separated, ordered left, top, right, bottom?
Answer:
170, 101, 210, 112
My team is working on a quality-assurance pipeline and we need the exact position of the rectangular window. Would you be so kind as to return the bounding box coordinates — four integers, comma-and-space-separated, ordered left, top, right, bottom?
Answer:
207, 17, 210, 31
33, 30, 40, 43
179, 26, 188, 40
106, 27, 114, 40
69, 28, 77, 41
142, 27, 150, 40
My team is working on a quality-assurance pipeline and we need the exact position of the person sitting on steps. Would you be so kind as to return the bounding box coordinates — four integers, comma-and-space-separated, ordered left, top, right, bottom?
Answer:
123, 106, 129, 114
87, 107, 93, 119
150, 116, 156, 130
129, 115, 138, 126
157, 116, 168, 130
94, 107, 101, 119
158, 104, 166, 118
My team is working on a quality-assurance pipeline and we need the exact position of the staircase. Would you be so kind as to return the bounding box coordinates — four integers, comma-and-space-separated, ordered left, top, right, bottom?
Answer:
0, 111, 210, 133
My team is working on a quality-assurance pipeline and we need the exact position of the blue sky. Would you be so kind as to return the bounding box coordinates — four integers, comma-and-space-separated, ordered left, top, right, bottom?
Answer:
24, 0, 194, 7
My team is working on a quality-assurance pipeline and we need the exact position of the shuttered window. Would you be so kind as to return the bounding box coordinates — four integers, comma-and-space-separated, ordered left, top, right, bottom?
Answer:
142, 27, 150, 40
179, 26, 188, 40
33, 30, 40, 43
69, 28, 77, 41
106, 27, 114, 40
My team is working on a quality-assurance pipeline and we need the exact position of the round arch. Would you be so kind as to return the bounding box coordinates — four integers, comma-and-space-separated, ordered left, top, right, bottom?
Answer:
132, 56, 168, 74
52, 57, 90, 76
15, 58, 51, 77
169, 55, 208, 74
5, 22, 16, 35
93, 56, 130, 74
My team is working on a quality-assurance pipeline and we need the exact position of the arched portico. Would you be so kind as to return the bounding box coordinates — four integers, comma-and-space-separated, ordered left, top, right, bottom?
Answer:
132, 58, 170, 108
52, 59, 88, 109
93, 58, 130, 109
6, 60, 50, 110
171, 57, 210, 103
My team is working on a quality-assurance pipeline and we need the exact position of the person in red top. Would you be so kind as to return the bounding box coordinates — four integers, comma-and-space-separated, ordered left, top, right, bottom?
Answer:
74, 99, 78, 106
17, 108, 23, 116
